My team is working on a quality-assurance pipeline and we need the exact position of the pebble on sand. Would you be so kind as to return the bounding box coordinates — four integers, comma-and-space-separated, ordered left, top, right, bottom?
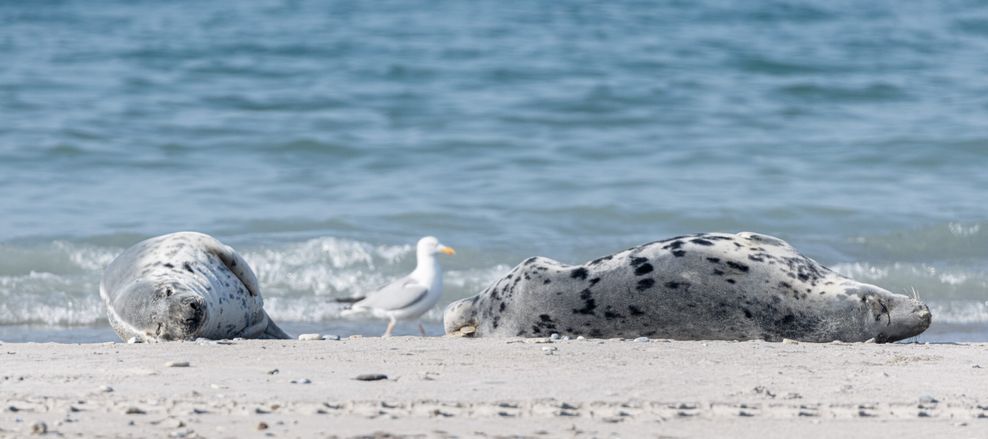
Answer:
257, 422, 269, 431
290, 378, 311, 384
30, 421, 47, 435
355, 374, 388, 381
99, 385, 114, 393
298, 333, 322, 341
165, 361, 190, 368
633, 337, 649, 342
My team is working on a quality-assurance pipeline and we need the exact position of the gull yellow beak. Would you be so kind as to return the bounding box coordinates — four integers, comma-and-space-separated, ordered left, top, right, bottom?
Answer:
439, 245, 456, 256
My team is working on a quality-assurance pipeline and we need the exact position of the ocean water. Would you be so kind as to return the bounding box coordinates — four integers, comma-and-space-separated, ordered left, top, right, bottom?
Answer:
1, 0, 987, 343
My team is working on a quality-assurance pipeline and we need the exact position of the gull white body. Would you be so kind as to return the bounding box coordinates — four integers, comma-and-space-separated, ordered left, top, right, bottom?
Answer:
343, 236, 454, 336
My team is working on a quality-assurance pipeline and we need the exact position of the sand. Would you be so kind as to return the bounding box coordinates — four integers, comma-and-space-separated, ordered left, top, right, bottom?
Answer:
1, 337, 986, 438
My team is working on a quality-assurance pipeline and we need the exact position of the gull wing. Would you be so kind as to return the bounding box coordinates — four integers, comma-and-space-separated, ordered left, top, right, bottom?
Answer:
354, 276, 429, 311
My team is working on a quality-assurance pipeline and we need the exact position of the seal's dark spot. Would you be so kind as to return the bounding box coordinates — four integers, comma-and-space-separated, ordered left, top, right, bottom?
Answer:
726, 279, 736, 284
628, 305, 645, 316
589, 255, 613, 265
604, 309, 623, 319
499, 302, 506, 312
636, 278, 655, 292
183, 262, 195, 273
630, 257, 648, 266
664, 281, 682, 289
706, 257, 720, 263
690, 238, 714, 246
539, 314, 553, 322
713, 269, 725, 276
662, 240, 684, 250
634, 263, 653, 276
748, 254, 764, 262
524, 257, 537, 265
672, 250, 686, 257
543, 279, 551, 284
570, 268, 588, 280
726, 261, 749, 272
589, 277, 601, 286
743, 309, 753, 319
572, 289, 596, 315
163, 263, 175, 269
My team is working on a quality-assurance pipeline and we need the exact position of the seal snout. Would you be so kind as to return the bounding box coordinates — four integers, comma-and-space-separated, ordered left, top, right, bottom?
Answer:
877, 299, 932, 343
170, 295, 207, 334
914, 303, 932, 329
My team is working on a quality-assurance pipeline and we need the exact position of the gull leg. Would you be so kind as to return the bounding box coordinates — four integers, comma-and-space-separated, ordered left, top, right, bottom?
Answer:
418, 322, 427, 337
383, 317, 396, 337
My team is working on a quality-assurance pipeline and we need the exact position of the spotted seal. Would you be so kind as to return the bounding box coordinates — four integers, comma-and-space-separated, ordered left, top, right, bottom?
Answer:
444, 232, 931, 343
100, 232, 290, 342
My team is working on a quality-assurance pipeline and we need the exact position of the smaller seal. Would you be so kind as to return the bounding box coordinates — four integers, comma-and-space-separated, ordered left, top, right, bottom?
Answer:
444, 232, 931, 343
100, 232, 290, 342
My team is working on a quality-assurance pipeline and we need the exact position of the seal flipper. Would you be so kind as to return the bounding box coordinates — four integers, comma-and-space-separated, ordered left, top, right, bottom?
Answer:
239, 310, 291, 339
259, 311, 291, 339
205, 241, 261, 297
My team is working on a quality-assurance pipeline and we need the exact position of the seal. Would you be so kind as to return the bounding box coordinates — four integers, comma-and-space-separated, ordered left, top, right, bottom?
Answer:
444, 232, 931, 343
100, 232, 290, 342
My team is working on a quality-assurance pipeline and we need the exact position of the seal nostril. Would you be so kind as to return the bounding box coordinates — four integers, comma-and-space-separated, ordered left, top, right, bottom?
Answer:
188, 302, 199, 311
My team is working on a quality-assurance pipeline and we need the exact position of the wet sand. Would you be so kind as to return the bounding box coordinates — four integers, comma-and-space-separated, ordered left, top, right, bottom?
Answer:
1, 337, 986, 438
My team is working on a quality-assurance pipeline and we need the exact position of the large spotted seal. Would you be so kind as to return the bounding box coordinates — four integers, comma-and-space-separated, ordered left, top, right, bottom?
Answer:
100, 232, 290, 342
444, 232, 931, 343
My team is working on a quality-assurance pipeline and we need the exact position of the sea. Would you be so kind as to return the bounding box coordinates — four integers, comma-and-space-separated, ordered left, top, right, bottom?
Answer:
1, 0, 987, 343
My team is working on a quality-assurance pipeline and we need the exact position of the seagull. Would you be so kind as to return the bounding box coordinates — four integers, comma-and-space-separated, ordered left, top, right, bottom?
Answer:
342, 236, 455, 337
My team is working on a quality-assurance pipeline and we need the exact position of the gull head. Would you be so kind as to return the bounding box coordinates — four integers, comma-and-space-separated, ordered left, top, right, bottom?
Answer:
418, 236, 455, 258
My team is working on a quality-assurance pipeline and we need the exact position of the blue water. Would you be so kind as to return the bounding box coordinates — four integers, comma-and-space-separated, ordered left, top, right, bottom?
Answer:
1, 1, 987, 342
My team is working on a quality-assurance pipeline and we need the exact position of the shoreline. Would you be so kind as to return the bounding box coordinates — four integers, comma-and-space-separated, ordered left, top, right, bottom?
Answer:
2, 338, 987, 438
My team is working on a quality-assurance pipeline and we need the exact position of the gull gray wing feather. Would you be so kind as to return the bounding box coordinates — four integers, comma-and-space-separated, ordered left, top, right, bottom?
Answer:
354, 276, 429, 311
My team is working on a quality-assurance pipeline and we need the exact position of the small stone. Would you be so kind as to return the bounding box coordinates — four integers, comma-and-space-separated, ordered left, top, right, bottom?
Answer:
782, 338, 798, 344
918, 395, 939, 404
99, 385, 114, 393
456, 326, 476, 337
542, 346, 558, 355
321, 335, 341, 341
169, 428, 194, 438
257, 422, 269, 431
127, 337, 142, 344
298, 333, 322, 341
124, 407, 146, 415
561, 336, 571, 341
918, 410, 931, 417
30, 421, 47, 435
165, 361, 190, 368
549, 333, 560, 341
290, 378, 311, 384
576, 336, 586, 341
354, 374, 388, 381
267, 369, 279, 375
633, 337, 649, 343
973, 365, 982, 369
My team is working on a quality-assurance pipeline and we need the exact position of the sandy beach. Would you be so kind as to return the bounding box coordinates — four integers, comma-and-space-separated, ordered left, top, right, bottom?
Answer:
1, 337, 986, 438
